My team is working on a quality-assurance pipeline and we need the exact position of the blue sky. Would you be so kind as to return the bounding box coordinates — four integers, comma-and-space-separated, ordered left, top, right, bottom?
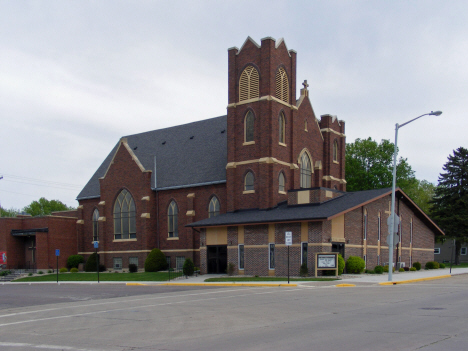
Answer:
1, 1, 466, 209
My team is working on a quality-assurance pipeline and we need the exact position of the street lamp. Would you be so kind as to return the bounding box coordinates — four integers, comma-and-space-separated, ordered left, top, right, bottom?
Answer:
388, 111, 442, 281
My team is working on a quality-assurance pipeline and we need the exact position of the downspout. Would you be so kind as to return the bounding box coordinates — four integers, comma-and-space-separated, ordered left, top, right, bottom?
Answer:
154, 156, 160, 249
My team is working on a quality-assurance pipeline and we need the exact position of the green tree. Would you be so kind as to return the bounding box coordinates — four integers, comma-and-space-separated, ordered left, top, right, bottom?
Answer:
404, 179, 436, 214
0, 207, 19, 217
345, 138, 417, 192
430, 147, 468, 264
22, 197, 74, 216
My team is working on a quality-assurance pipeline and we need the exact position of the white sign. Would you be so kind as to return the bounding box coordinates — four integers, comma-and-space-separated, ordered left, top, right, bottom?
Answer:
317, 254, 336, 268
285, 231, 292, 246
387, 213, 400, 234
386, 233, 399, 248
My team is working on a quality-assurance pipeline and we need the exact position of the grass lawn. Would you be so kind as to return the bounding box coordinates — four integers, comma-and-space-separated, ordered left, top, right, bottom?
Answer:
204, 277, 338, 282
448, 262, 468, 268
14, 271, 183, 282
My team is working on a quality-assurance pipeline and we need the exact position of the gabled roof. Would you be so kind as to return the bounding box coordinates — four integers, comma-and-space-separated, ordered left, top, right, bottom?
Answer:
188, 188, 445, 236
77, 116, 227, 200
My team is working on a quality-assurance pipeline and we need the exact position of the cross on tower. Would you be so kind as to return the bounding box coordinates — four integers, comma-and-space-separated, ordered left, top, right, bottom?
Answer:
302, 80, 309, 89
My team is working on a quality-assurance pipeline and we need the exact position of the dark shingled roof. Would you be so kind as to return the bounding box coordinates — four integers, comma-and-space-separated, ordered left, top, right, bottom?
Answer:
188, 188, 394, 227
77, 116, 227, 200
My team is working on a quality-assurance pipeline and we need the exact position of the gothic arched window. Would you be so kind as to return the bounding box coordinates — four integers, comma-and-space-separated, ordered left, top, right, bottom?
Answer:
279, 112, 285, 144
168, 200, 178, 238
208, 196, 220, 218
239, 66, 259, 102
275, 67, 289, 103
113, 189, 136, 240
244, 111, 255, 143
278, 172, 285, 193
92, 208, 99, 242
300, 152, 312, 188
333, 139, 339, 162
244, 171, 254, 191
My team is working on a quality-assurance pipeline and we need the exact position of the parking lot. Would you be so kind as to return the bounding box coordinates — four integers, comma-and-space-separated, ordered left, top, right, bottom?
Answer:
1, 275, 467, 351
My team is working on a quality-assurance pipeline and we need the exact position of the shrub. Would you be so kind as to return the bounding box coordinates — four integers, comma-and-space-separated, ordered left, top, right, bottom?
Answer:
38, 271, 43, 274
48, 270, 52, 273
345, 256, 365, 274
413, 262, 421, 271
28, 273, 33, 276
128, 263, 138, 273
399, 267, 405, 272
383, 265, 395, 273
425, 261, 439, 270
374, 265, 384, 274
99, 264, 106, 272
404, 267, 410, 271
299, 263, 309, 277
338, 254, 345, 275
67, 255, 84, 269
439, 263, 446, 269
70, 267, 79, 273
85, 253, 98, 272
59, 267, 68, 273
144, 248, 168, 272
365, 269, 375, 274
410, 267, 417, 271
183, 258, 195, 276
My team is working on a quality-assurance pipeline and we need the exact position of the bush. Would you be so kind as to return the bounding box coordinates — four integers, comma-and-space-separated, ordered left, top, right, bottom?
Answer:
383, 265, 395, 273
67, 255, 84, 269
374, 265, 384, 274
365, 269, 375, 274
425, 261, 439, 270
439, 263, 446, 269
345, 256, 366, 274
99, 264, 106, 272
183, 258, 195, 276
299, 263, 309, 277
410, 267, 417, 271
399, 267, 405, 272
59, 267, 68, 273
70, 267, 79, 273
338, 254, 345, 275
28, 273, 33, 276
128, 263, 138, 273
38, 271, 43, 274
144, 248, 168, 272
48, 270, 52, 274
413, 262, 421, 271
404, 267, 410, 271
85, 253, 98, 272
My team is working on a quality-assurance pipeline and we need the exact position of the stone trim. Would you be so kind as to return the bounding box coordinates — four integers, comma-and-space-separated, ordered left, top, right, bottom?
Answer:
320, 128, 346, 137
227, 95, 299, 110
226, 157, 299, 170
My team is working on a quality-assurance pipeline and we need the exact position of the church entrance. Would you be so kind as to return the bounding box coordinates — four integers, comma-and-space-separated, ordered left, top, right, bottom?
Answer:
331, 242, 345, 258
207, 245, 227, 274
24, 236, 36, 270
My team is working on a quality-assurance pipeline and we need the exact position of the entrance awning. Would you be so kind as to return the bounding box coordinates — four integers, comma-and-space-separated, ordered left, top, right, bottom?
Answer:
11, 228, 48, 236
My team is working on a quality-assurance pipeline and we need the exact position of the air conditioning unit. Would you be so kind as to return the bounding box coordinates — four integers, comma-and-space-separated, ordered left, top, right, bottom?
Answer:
396, 262, 405, 268
383, 262, 395, 267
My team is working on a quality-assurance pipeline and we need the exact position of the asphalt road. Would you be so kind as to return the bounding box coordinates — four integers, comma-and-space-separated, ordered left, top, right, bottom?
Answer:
0, 276, 467, 351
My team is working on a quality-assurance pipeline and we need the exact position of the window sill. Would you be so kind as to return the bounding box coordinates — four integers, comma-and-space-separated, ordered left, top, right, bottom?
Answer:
243, 190, 255, 194
167, 237, 179, 240
278, 142, 287, 147
278, 191, 287, 195
113, 238, 137, 242
243, 141, 255, 146
333, 160, 339, 164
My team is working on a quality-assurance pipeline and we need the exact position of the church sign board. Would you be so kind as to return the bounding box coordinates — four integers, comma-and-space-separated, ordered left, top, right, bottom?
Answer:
315, 252, 338, 276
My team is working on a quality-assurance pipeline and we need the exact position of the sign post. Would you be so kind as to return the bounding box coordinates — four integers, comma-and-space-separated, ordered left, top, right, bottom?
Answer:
285, 231, 292, 284
94, 241, 99, 283
55, 249, 60, 283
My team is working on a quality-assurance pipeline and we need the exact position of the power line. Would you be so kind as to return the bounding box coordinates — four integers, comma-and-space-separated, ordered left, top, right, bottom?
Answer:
0, 173, 82, 190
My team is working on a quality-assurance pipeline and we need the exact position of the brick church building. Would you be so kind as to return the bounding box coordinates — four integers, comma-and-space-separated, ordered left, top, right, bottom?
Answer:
0, 37, 443, 275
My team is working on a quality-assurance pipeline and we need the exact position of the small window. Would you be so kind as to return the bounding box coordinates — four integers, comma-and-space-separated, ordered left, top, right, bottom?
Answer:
244, 171, 254, 191
244, 111, 254, 143
92, 208, 99, 242
129, 257, 138, 267
304, 119, 308, 131
434, 248, 440, 254
176, 256, 185, 270
300, 152, 312, 188
278, 172, 285, 193
364, 209, 368, 240
301, 242, 308, 266
208, 196, 220, 218
279, 112, 285, 144
269, 243, 275, 269
168, 200, 178, 238
461, 247, 467, 255
333, 140, 338, 162
113, 257, 122, 270
238, 244, 244, 270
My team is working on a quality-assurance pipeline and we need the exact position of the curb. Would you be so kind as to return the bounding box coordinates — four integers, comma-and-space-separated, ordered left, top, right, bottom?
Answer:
335, 283, 356, 287
379, 274, 451, 286
127, 282, 297, 287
